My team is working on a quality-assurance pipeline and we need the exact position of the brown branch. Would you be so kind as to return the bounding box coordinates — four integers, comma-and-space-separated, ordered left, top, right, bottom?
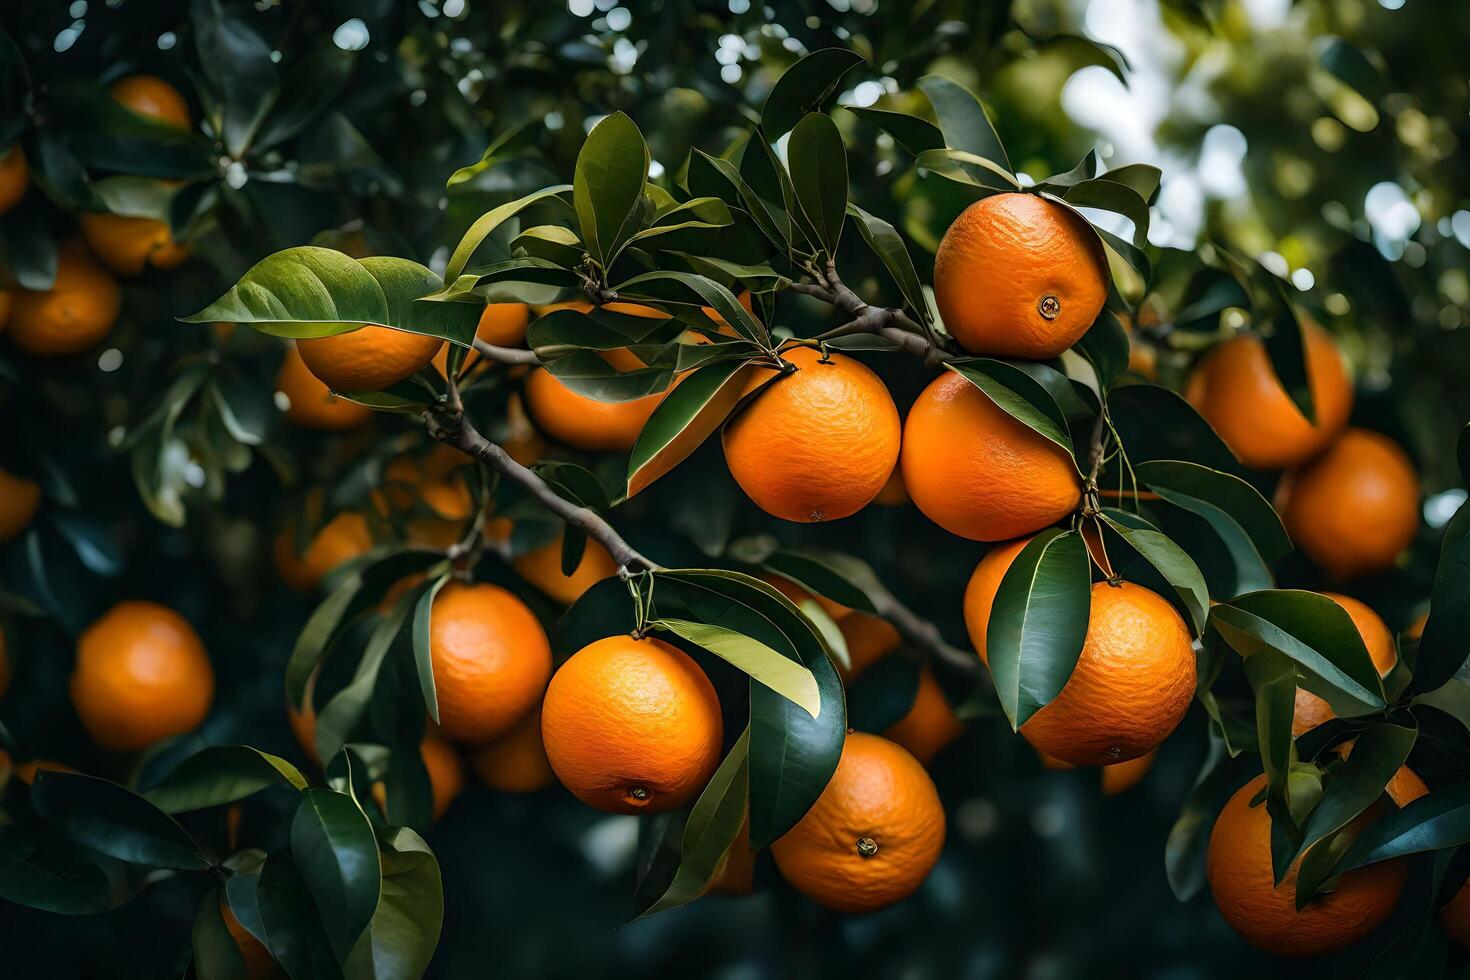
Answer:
789, 264, 956, 367
471, 338, 541, 366
863, 579, 987, 681
424, 405, 658, 575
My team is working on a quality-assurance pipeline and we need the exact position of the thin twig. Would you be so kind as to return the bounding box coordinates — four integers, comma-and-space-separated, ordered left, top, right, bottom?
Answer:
471, 338, 541, 366
424, 404, 658, 575
788, 268, 955, 367
864, 579, 987, 680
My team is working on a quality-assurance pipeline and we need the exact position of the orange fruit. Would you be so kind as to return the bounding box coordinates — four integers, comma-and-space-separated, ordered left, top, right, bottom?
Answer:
873, 464, 908, 507
286, 681, 319, 766
1020, 582, 1194, 766
1405, 610, 1428, 641
79, 212, 190, 276
405, 476, 475, 550
275, 342, 372, 430
722, 347, 901, 523
0, 468, 41, 541
0, 287, 11, 331
15, 759, 77, 783
273, 510, 373, 593
222, 899, 282, 979
904, 372, 1081, 541
9, 241, 121, 355
541, 635, 722, 813
433, 303, 530, 376
708, 818, 756, 896
1100, 749, 1156, 795
932, 193, 1108, 359
1276, 428, 1419, 581
524, 348, 663, 452
962, 536, 1033, 664
771, 732, 944, 913
1293, 592, 1397, 736
512, 533, 617, 605
1207, 773, 1406, 956
110, 75, 191, 129
1331, 741, 1427, 808
428, 582, 551, 744
760, 573, 852, 623
1185, 321, 1352, 470
470, 707, 556, 793
0, 143, 26, 214
71, 601, 215, 752
296, 326, 443, 392
884, 666, 965, 765
837, 612, 902, 681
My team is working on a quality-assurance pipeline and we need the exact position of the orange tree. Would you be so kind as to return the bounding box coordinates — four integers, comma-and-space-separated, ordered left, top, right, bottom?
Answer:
2, 1, 1470, 977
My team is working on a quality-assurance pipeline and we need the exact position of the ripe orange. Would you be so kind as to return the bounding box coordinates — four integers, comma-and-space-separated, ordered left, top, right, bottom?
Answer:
79, 212, 190, 276
1293, 592, 1397, 736
275, 342, 372, 430
722, 347, 901, 523
1405, 611, 1428, 641
0, 286, 11, 331
933, 193, 1108, 359
873, 464, 908, 506
1276, 428, 1419, 581
771, 732, 944, 913
296, 326, 444, 392
1207, 773, 1406, 956
8, 241, 121, 355
837, 612, 902, 680
433, 303, 530, 376
1185, 321, 1352, 470
884, 666, 965, 765
428, 582, 551, 744
511, 533, 617, 605
1100, 749, 1156, 795
541, 635, 723, 813
372, 737, 464, 820
402, 475, 475, 550
0, 143, 26, 214
71, 601, 215, 752
470, 707, 556, 793
760, 573, 852, 623
1020, 582, 1194, 766
0, 468, 41, 541
222, 899, 281, 979
962, 536, 1032, 664
523, 348, 663, 452
903, 372, 1081, 541
110, 75, 191, 129
273, 510, 373, 593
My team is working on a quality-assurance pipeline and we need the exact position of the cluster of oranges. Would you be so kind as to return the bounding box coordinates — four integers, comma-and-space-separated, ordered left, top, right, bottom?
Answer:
0, 75, 195, 357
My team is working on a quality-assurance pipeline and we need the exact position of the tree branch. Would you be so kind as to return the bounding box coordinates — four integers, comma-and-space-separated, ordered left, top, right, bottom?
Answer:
789, 264, 957, 367
424, 405, 658, 575
472, 338, 541, 365
863, 579, 987, 681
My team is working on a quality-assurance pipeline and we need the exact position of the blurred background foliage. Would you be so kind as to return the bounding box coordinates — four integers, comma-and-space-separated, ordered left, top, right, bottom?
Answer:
0, 0, 1466, 976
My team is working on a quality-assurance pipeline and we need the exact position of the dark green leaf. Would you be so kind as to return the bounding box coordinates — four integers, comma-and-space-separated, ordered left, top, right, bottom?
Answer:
787, 113, 847, 257
573, 112, 649, 268
342, 828, 443, 980
1335, 783, 1470, 875
257, 853, 344, 980
31, 771, 207, 870
946, 360, 1077, 458
1317, 37, 1387, 103
757, 549, 880, 616
444, 186, 572, 282
916, 75, 1013, 174
1075, 308, 1130, 389
627, 359, 754, 498
192, 888, 251, 980
654, 618, 820, 715
0, 850, 115, 915
1414, 503, 1470, 692
411, 575, 450, 725
847, 203, 930, 327
843, 106, 944, 156
144, 745, 307, 813
1099, 513, 1210, 633
760, 48, 864, 138
290, 789, 382, 964
1165, 730, 1232, 901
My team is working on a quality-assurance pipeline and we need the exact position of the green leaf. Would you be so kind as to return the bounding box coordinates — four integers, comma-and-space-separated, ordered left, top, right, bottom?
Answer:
253, 45, 358, 151
616, 270, 765, 346
540, 349, 672, 403
1061, 178, 1152, 249
1260, 306, 1315, 424
342, 828, 443, 980
687, 149, 789, 252
1334, 783, 1470, 875
914, 147, 1019, 191
192, 0, 277, 158
91, 175, 177, 220
0, 850, 115, 915
846, 653, 924, 734
144, 745, 308, 813
316, 596, 418, 764
843, 106, 944, 156
527, 305, 682, 359
654, 570, 844, 848
787, 113, 847, 257
1317, 37, 1386, 103
760, 48, 864, 138
444, 185, 572, 282
756, 549, 880, 616
945, 360, 1077, 459
1164, 730, 1232, 901
1212, 590, 1386, 717
635, 729, 750, 917
30, 771, 208, 870
627, 359, 754, 498
666, 253, 790, 293
534, 460, 612, 511
1098, 513, 1210, 634
1291, 722, 1417, 903
290, 789, 382, 964
445, 119, 541, 190
1075, 308, 1130, 389
1030, 31, 1132, 86
847, 203, 931, 327
192, 889, 251, 980
1135, 460, 1290, 591
1242, 650, 1298, 804
654, 618, 820, 718
1413, 502, 1470, 692
574, 112, 649, 268
916, 75, 1013, 174
411, 575, 450, 725
256, 853, 344, 980
987, 529, 1092, 729
1107, 382, 1243, 476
